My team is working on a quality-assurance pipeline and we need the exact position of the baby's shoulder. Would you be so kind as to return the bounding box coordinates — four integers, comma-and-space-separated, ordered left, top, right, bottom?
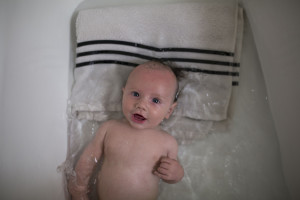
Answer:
96, 119, 120, 134
101, 119, 123, 126
101, 119, 130, 132
157, 129, 178, 147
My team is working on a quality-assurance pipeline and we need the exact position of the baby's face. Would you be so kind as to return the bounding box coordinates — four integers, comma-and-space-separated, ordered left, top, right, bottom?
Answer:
122, 63, 177, 130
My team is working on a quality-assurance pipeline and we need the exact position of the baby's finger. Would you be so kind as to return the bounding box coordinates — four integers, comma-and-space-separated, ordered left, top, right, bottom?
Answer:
160, 157, 177, 164
157, 167, 169, 175
153, 170, 170, 180
159, 162, 170, 170
153, 170, 163, 178
160, 157, 171, 163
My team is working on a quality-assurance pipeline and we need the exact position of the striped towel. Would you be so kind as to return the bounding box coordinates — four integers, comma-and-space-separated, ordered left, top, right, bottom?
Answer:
70, 0, 243, 121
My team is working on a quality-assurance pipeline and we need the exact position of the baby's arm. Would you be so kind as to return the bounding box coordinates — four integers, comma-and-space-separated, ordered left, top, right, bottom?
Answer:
68, 122, 109, 200
154, 136, 184, 184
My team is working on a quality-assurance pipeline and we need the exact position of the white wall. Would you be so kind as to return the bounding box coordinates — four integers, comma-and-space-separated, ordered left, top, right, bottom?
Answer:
0, 0, 299, 200
0, 1, 82, 199
240, 1, 300, 200
0, 1, 6, 132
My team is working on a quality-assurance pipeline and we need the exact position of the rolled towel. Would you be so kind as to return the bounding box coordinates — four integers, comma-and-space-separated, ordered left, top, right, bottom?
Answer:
70, 0, 243, 121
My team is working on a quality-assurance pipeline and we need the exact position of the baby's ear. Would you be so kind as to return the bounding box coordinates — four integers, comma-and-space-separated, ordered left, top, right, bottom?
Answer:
165, 102, 177, 119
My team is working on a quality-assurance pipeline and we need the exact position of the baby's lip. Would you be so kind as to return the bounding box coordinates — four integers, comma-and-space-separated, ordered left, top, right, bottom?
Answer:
132, 113, 147, 123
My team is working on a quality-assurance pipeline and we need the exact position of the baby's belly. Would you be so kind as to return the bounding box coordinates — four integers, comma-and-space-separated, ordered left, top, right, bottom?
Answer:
97, 163, 160, 200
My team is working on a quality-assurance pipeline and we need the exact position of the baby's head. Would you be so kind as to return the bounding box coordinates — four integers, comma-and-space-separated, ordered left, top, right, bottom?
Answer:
122, 61, 179, 129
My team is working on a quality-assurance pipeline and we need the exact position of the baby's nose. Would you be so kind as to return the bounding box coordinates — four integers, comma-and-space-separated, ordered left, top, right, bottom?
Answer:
136, 98, 147, 110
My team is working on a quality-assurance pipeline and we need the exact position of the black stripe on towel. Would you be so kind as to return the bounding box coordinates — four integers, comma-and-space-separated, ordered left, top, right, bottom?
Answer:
76, 40, 240, 86
77, 40, 234, 57
76, 60, 138, 68
76, 60, 239, 76
77, 50, 240, 67
232, 81, 239, 86
177, 67, 239, 76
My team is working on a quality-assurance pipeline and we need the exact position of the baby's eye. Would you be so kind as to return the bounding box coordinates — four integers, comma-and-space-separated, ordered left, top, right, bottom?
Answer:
131, 91, 139, 97
152, 98, 160, 104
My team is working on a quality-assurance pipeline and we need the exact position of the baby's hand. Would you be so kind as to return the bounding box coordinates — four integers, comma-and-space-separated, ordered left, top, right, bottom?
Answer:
153, 156, 184, 184
68, 177, 89, 200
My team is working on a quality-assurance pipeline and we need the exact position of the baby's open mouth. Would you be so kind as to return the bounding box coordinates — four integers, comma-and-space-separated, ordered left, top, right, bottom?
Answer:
133, 114, 146, 123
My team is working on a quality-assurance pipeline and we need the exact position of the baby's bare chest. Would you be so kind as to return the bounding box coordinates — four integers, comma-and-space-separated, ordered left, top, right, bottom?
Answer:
97, 128, 169, 199
103, 130, 168, 167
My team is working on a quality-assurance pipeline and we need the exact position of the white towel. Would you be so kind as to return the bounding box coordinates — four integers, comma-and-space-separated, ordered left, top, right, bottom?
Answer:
70, 0, 243, 122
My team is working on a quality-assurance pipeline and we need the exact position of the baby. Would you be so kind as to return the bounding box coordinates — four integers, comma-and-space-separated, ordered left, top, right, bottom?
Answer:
68, 61, 184, 200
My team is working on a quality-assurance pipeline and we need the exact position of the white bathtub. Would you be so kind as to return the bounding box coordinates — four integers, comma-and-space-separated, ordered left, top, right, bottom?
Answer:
0, 0, 299, 200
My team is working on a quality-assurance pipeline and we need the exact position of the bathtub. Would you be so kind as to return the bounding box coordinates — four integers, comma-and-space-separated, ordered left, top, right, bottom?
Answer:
0, 0, 299, 200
